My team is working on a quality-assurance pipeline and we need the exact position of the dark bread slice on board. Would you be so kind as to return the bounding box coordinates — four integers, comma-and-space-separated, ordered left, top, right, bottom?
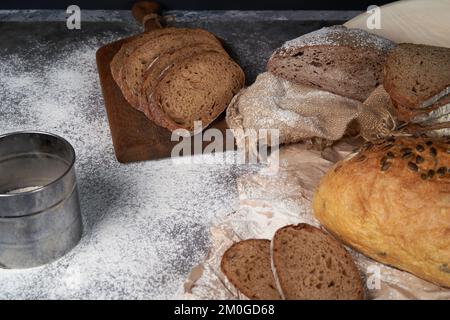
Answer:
110, 28, 182, 106
139, 43, 229, 118
384, 43, 450, 111
221, 239, 282, 300
147, 51, 245, 133
122, 28, 223, 111
267, 25, 395, 102
271, 224, 364, 300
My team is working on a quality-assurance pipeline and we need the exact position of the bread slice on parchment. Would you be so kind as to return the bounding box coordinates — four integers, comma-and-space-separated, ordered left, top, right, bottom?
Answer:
271, 224, 364, 300
139, 43, 229, 120
121, 28, 224, 110
221, 239, 282, 300
147, 51, 245, 133
267, 25, 395, 102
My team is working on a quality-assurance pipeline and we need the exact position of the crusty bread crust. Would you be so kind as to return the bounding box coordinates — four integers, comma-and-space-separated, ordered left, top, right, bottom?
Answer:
313, 136, 450, 288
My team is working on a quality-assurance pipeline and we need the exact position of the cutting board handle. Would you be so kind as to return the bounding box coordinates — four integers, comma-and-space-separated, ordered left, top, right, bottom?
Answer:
132, 1, 162, 31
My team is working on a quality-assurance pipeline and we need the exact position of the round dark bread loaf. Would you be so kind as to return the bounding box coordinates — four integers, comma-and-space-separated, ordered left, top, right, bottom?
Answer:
313, 136, 450, 288
267, 25, 395, 102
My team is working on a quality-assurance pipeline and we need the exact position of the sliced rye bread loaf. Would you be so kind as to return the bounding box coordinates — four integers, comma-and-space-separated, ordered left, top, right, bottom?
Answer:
267, 25, 395, 102
139, 43, 229, 118
384, 43, 450, 122
110, 28, 182, 105
221, 239, 282, 300
122, 29, 224, 110
147, 51, 245, 133
271, 224, 364, 300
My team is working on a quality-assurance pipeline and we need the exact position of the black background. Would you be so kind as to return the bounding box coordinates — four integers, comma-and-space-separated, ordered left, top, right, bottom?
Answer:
0, 0, 392, 10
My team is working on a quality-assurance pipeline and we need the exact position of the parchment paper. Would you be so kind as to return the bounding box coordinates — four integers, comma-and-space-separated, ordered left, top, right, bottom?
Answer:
184, 140, 450, 300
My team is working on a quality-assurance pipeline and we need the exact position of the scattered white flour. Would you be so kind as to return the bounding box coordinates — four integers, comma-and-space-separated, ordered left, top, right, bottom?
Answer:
0, 27, 255, 299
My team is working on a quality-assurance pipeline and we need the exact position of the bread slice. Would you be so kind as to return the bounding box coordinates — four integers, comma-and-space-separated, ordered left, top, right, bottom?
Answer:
384, 43, 450, 111
267, 25, 395, 102
139, 43, 229, 118
384, 43, 450, 132
122, 29, 223, 110
148, 51, 245, 133
110, 28, 183, 106
221, 239, 282, 300
271, 224, 364, 300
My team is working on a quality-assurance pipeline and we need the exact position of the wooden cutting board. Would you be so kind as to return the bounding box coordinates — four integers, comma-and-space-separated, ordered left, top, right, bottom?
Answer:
344, 0, 450, 48
96, 1, 229, 163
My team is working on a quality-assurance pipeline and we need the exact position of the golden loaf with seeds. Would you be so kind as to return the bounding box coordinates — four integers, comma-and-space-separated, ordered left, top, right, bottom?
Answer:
313, 136, 450, 287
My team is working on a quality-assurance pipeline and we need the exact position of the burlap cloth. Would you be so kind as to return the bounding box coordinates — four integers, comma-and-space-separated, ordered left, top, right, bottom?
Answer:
226, 72, 396, 147
183, 140, 450, 299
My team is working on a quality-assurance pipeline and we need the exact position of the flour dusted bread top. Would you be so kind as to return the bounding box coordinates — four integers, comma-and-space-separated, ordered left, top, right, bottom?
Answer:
274, 25, 394, 56
313, 136, 450, 288
268, 26, 396, 102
